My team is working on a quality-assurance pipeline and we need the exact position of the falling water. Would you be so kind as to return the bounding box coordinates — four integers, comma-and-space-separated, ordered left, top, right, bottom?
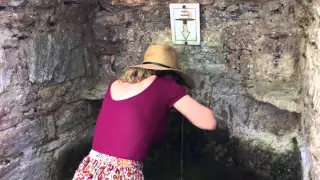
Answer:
180, 116, 185, 180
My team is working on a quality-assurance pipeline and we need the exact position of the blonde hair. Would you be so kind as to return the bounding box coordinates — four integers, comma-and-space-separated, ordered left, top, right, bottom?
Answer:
119, 67, 155, 83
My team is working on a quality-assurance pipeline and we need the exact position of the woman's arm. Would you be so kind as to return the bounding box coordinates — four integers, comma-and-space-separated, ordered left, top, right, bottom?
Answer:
173, 95, 216, 130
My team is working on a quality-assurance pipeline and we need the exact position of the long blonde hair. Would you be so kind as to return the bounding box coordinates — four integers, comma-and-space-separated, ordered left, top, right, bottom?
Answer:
119, 67, 155, 83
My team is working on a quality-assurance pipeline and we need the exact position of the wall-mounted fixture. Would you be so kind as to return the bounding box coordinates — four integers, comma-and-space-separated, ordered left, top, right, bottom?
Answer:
169, 3, 200, 46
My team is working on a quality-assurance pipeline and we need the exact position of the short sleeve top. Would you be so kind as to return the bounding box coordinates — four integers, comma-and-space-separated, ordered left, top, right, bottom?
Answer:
92, 77, 187, 162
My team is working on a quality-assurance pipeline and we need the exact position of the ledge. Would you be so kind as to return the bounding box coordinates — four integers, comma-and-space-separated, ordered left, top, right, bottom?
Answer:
248, 87, 302, 113
80, 77, 302, 113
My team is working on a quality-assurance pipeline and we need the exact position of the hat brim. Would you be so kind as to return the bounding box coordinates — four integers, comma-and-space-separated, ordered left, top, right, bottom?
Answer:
129, 64, 195, 89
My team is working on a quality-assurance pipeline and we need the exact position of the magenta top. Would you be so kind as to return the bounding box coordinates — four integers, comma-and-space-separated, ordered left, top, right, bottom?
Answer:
92, 77, 187, 162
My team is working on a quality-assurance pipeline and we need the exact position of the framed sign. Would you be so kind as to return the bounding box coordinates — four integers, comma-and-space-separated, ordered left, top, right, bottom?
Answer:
169, 3, 201, 45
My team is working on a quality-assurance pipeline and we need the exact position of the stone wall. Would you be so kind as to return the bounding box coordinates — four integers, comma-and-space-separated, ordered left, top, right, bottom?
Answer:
300, 0, 320, 179
0, 0, 100, 179
0, 0, 318, 179
86, 0, 306, 179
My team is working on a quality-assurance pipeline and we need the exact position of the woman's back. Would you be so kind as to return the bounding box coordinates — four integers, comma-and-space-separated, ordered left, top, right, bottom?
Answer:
109, 75, 157, 101
73, 44, 216, 180
92, 76, 188, 162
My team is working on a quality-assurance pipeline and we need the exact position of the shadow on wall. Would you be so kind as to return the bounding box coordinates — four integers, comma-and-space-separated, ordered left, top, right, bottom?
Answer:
144, 110, 302, 180
56, 103, 302, 180
57, 140, 92, 180
56, 100, 103, 180
56, 140, 93, 180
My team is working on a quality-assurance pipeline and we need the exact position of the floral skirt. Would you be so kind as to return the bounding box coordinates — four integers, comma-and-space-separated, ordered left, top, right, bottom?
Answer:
72, 150, 144, 180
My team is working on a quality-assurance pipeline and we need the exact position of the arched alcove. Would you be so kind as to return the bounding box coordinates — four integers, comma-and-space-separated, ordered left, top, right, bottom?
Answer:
0, 0, 319, 179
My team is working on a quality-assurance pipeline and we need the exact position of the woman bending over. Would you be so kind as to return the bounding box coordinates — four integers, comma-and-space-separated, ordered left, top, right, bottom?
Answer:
72, 44, 216, 180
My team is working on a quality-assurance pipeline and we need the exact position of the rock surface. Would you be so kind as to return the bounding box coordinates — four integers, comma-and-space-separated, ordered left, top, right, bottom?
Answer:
300, 0, 320, 179
0, 1, 98, 180
0, 0, 319, 180
88, 0, 306, 180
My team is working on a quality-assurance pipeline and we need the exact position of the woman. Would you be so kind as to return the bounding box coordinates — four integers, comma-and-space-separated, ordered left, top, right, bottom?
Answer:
72, 44, 216, 180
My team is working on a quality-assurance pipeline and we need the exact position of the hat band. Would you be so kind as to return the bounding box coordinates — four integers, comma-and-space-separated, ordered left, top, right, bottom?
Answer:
142, 62, 173, 69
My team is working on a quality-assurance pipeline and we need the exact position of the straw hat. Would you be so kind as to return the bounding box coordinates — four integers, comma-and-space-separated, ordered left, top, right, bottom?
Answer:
130, 44, 195, 89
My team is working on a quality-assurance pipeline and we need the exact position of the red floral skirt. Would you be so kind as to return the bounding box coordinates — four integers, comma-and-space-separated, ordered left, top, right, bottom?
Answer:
72, 150, 144, 180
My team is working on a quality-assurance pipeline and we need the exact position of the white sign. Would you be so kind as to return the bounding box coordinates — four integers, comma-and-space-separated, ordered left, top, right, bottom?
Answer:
169, 3, 201, 45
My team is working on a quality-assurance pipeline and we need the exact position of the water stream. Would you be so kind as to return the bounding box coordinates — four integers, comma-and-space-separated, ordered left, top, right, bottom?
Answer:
180, 116, 185, 180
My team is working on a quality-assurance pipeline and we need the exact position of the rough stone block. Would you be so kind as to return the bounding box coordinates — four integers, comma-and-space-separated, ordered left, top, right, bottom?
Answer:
149, 29, 172, 44
108, 0, 147, 6
57, 117, 95, 141
98, 52, 141, 75
202, 29, 222, 47
95, 11, 124, 26
58, 4, 95, 25
55, 101, 92, 135
27, 0, 58, 8
45, 115, 56, 140
7, 0, 25, 6
189, 73, 224, 105
69, 46, 86, 80
0, 25, 17, 94
0, 120, 45, 158
211, 93, 300, 154
80, 76, 116, 100
55, 81, 72, 97
24, 31, 85, 83
40, 138, 68, 153
222, 22, 303, 112
246, 100, 300, 135
248, 87, 302, 113
38, 87, 55, 102
0, 106, 11, 118
101, 45, 117, 55
40, 97, 64, 113
1, 156, 56, 180
62, 80, 85, 104
81, 84, 108, 100
0, 157, 21, 178
200, 0, 214, 5
0, 116, 22, 131
179, 46, 226, 73
0, 106, 23, 131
